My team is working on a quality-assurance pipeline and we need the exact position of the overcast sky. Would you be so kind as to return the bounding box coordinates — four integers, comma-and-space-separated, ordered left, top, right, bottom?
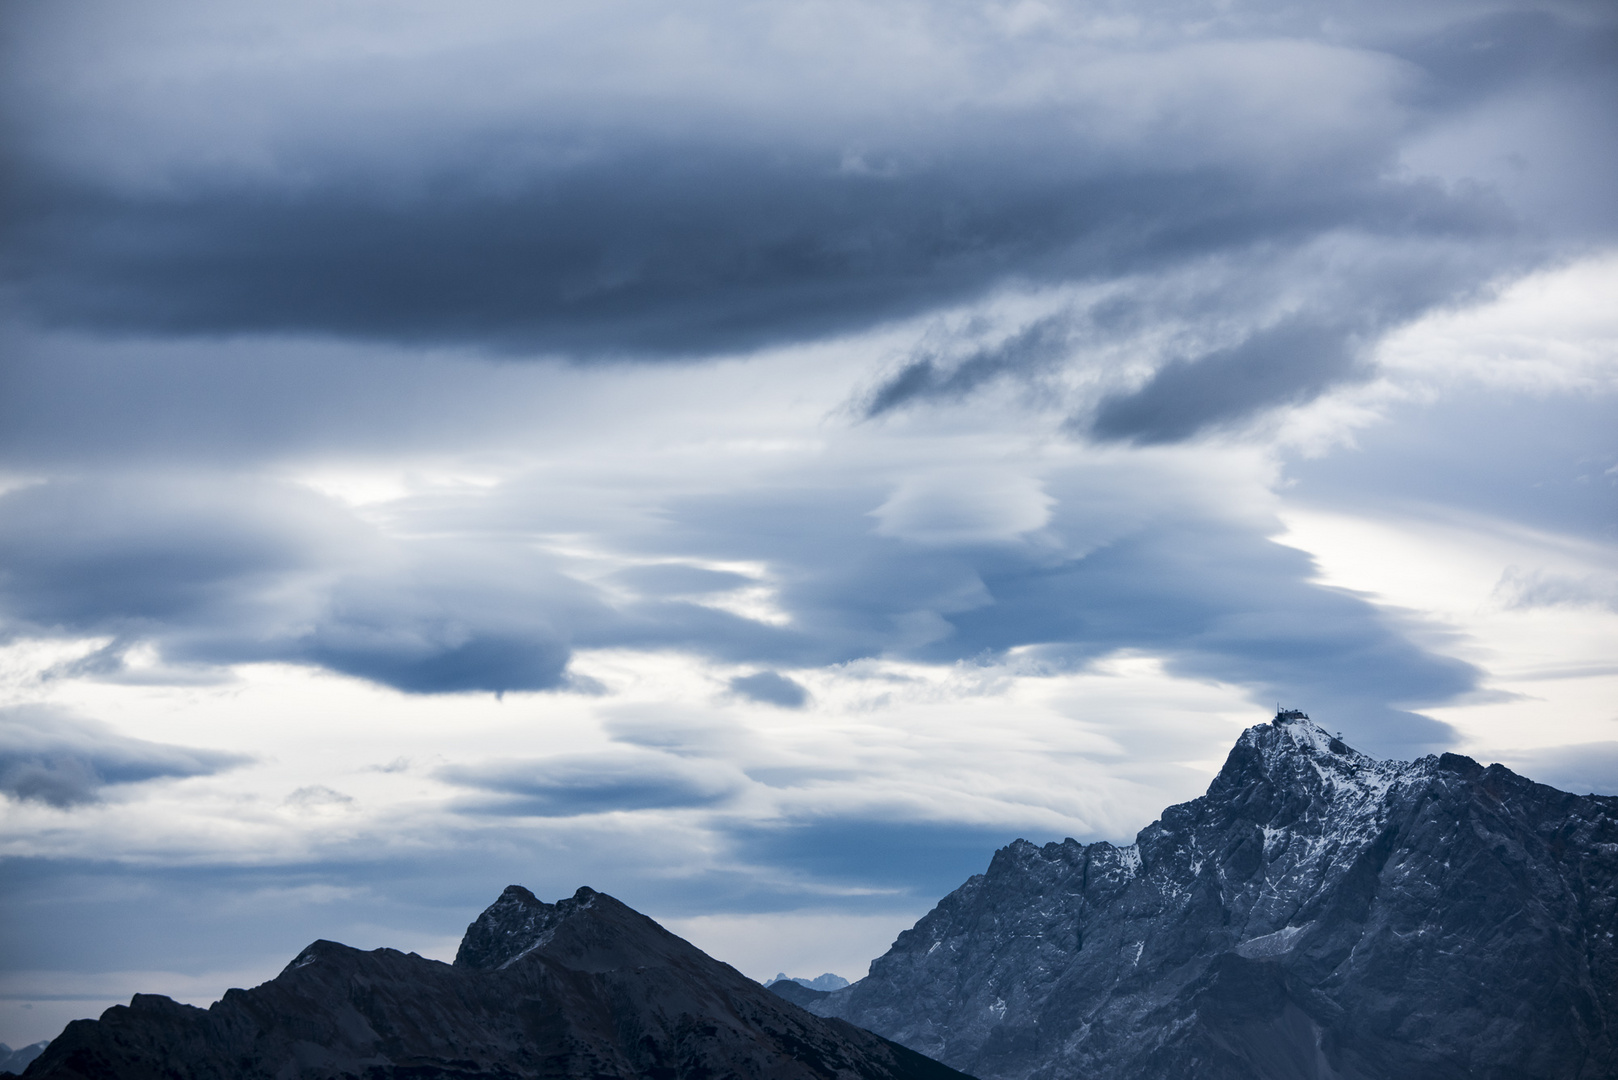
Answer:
2, 0, 1615, 1048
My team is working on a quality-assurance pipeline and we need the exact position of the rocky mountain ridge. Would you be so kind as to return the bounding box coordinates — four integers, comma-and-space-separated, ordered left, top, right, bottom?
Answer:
0, 1047, 45, 1076
768, 975, 851, 992
808, 714, 1618, 1080
14, 886, 972, 1080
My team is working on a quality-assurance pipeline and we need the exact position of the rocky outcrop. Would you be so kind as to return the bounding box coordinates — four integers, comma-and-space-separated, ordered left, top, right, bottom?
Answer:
19, 886, 973, 1080
811, 714, 1618, 1080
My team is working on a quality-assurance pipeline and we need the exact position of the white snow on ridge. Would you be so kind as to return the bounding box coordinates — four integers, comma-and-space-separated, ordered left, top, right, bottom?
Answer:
1235, 922, 1312, 959
498, 928, 558, 970
1268, 718, 1411, 808
1118, 845, 1142, 876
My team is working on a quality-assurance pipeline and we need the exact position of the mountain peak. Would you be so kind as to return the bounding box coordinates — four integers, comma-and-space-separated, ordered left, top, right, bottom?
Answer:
1249, 709, 1368, 766
454, 883, 601, 971
811, 714, 1618, 1080
24, 887, 974, 1080
1204, 711, 1410, 828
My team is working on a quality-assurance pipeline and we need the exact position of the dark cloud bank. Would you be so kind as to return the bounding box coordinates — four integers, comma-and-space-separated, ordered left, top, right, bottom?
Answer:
437, 751, 738, 817
729, 672, 810, 709
2, 2, 1613, 439
0, 705, 246, 808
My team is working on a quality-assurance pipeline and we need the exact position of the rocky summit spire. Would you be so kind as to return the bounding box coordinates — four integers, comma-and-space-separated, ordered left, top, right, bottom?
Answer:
809, 717, 1618, 1080
454, 884, 598, 971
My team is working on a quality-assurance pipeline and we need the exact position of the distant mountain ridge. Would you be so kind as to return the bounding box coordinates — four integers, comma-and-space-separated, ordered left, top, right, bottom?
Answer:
0, 1047, 45, 1076
808, 714, 1618, 1080
766, 974, 853, 1011
13, 886, 972, 1080
768, 974, 851, 992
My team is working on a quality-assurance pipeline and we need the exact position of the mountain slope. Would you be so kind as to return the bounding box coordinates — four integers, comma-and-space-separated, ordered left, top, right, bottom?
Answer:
810, 713, 1618, 1080
17, 886, 973, 1080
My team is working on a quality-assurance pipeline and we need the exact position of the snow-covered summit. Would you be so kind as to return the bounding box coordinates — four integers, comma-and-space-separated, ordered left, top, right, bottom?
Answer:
1209, 709, 1416, 827
1246, 708, 1394, 779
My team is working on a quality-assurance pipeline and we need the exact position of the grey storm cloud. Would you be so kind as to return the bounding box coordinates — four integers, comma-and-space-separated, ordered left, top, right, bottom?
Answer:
0, 475, 345, 629
0, 467, 1477, 752
729, 672, 810, 709
865, 314, 1078, 418
1089, 317, 1369, 444
645, 485, 1478, 754
435, 751, 741, 816
926, 522, 1478, 747
0, 473, 813, 697
0, 705, 249, 807
0, 476, 607, 695
3, 1, 1613, 440
863, 211, 1541, 439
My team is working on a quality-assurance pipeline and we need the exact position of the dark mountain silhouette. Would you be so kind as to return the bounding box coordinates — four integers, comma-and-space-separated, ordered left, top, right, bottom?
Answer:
766, 974, 848, 1009
13, 886, 972, 1080
809, 713, 1618, 1080
770, 981, 837, 1009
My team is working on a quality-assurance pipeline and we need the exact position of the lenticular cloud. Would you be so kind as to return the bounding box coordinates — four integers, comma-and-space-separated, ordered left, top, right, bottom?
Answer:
5, 1, 1611, 433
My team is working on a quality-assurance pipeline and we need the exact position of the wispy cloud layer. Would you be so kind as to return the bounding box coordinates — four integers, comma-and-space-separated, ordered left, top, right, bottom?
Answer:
0, 458, 1476, 747
0, 705, 247, 807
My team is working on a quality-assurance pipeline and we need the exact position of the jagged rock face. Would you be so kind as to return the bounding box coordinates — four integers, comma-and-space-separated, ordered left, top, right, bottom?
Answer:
453, 884, 588, 971
21, 886, 973, 1080
811, 717, 1618, 1080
